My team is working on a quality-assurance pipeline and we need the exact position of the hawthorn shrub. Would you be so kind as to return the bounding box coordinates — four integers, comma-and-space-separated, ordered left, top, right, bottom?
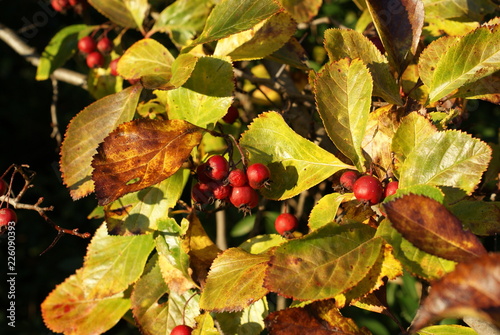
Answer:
24, 0, 500, 334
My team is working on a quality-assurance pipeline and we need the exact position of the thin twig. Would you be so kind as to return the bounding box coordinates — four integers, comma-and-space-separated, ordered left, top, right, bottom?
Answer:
50, 76, 62, 147
0, 22, 87, 88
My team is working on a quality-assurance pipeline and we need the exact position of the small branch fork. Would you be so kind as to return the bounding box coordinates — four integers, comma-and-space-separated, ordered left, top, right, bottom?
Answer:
0, 164, 91, 255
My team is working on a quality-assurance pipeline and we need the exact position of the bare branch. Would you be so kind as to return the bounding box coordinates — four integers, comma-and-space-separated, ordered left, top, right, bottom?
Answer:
0, 22, 87, 88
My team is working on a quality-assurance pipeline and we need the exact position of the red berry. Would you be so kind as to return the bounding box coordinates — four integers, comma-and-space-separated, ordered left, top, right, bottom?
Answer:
0, 179, 8, 196
274, 213, 299, 235
0, 208, 17, 227
206, 155, 229, 181
69, 0, 80, 5
222, 105, 239, 124
51, 0, 70, 12
86, 51, 104, 68
78, 36, 96, 54
353, 175, 384, 205
171, 325, 193, 335
212, 182, 232, 200
97, 37, 113, 53
109, 58, 120, 76
384, 181, 399, 198
191, 182, 213, 205
229, 186, 259, 212
339, 170, 360, 192
246, 163, 271, 190
227, 169, 248, 187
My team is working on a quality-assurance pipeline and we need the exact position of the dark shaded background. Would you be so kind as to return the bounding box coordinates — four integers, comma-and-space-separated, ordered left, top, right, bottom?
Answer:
1, 1, 499, 335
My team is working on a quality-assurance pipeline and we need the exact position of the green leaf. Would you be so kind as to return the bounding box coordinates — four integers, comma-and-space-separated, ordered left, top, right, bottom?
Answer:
41, 268, 130, 335
239, 112, 354, 200
424, 26, 500, 102
131, 257, 200, 333
423, 0, 497, 22
88, 0, 149, 31
152, 0, 214, 46
416, 324, 478, 335
308, 192, 351, 231
239, 234, 286, 254
82, 223, 155, 298
365, 0, 424, 74
377, 219, 456, 280
165, 56, 234, 129
324, 28, 402, 105
190, 0, 282, 47
391, 112, 437, 174
200, 248, 270, 312
214, 12, 296, 61
105, 169, 189, 235
264, 222, 383, 300
36, 24, 94, 81
314, 58, 373, 170
117, 38, 176, 90
193, 312, 220, 334
454, 72, 500, 104
448, 200, 500, 236
217, 298, 268, 335
60, 84, 142, 200
399, 130, 492, 194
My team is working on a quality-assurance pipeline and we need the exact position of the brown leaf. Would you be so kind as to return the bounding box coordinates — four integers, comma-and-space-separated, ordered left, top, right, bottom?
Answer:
366, 0, 424, 74
92, 118, 203, 205
265, 301, 371, 335
383, 194, 487, 263
182, 212, 221, 288
410, 253, 500, 333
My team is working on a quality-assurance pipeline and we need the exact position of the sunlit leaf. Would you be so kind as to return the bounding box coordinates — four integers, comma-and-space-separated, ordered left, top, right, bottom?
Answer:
239, 234, 286, 254
410, 253, 500, 332
182, 212, 221, 287
82, 223, 155, 298
448, 200, 500, 236
92, 118, 203, 206
41, 269, 130, 335
376, 219, 457, 280
308, 192, 351, 231
200, 248, 270, 312
391, 112, 437, 175
324, 28, 402, 105
240, 112, 354, 200
131, 258, 200, 333
36, 24, 94, 80
214, 12, 296, 61
424, 18, 480, 37
278, 0, 322, 23
89, 0, 149, 30
424, 26, 500, 102
191, 0, 282, 46
366, 0, 424, 74
384, 194, 487, 263
117, 39, 176, 90
152, 0, 213, 46
454, 72, 500, 104
193, 312, 220, 335
166, 56, 234, 129
416, 324, 478, 335
399, 130, 492, 194
61, 84, 142, 200
105, 169, 188, 235
423, 0, 497, 22
265, 223, 383, 300
314, 58, 373, 171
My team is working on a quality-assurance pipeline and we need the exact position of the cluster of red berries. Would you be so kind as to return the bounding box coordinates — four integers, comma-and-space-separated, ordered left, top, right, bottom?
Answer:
0, 179, 17, 229
339, 170, 399, 206
51, 0, 87, 14
77, 34, 114, 69
191, 155, 271, 213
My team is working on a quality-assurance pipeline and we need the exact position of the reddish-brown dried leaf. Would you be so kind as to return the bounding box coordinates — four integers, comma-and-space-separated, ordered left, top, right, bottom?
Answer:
265, 302, 370, 335
366, 0, 424, 74
384, 194, 487, 263
410, 253, 500, 333
92, 118, 203, 205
